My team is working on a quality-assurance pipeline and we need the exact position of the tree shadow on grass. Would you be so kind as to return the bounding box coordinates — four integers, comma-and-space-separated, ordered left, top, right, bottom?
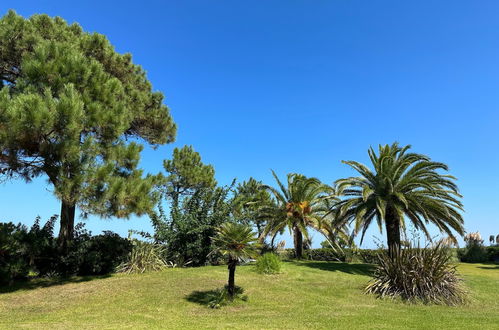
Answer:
0, 274, 111, 294
185, 289, 219, 307
291, 261, 375, 276
477, 264, 499, 270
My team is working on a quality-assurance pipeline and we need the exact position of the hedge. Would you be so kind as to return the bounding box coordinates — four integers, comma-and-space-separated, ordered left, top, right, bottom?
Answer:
279, 246, 499, 264
279, 248, 382, 264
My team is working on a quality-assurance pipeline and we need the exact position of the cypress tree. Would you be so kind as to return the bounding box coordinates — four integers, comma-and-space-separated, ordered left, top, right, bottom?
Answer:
0, 11, 176, 249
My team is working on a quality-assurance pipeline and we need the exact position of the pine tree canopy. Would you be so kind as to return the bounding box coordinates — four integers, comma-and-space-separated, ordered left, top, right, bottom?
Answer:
163, 145, 216, 199
0, 10, 177, 220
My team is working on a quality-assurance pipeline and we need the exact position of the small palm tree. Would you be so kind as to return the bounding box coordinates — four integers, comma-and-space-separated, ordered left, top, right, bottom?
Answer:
335, 143, 464, 255
211, 222, 259, 297
261, 171, 337, 258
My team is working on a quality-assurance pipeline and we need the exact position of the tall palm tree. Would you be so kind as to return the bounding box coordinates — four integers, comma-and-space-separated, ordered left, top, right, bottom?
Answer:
335, 143, 464, 255
211, 222, 259, 297
261, 170, 336, 259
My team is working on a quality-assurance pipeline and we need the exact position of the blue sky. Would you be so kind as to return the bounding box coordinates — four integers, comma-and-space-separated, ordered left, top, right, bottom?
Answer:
1, 1, 498, 248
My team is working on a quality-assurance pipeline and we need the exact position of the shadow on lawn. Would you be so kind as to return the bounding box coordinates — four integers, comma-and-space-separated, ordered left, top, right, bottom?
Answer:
477, 264, 499, 270
185, 289, 219, 306
0, 274, 111, 294
291, 261, 375, 276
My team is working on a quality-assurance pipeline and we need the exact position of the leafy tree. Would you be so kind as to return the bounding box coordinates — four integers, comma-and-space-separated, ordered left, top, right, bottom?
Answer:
150, 184, 235, 266
162, 145, 216, 223
232, 177, 273, 236
261, 171, 335, 259
335, 143, 464, 255
0, 11, 176, 248
211, 222, 259, 297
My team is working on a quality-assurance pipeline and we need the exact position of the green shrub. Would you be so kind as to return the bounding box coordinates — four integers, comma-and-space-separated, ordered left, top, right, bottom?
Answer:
1, 217, 132, 285
117, 240, 169, 274
66, 230, 132, 276
365, 243, 467, 305
279, 248, 382, 264
255, 253, 281, 274
486, 246, 499, 262
459, 241, 488, 263
0, 222, 30, 285
46, 223, 132, 277
207, 285, 247, 309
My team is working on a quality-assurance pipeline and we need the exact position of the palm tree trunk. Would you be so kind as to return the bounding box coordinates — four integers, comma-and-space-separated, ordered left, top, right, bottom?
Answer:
58, 200, 76, 251
385, 207, 401, 257
293, 226, 303, 259
227, 257, 237, 297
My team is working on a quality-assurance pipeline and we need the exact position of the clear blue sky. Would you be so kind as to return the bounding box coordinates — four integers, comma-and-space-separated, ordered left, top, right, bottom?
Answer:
1, 1, 498, 248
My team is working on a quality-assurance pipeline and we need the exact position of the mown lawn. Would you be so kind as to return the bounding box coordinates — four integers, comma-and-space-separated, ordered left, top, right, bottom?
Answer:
0, 261, 497, 329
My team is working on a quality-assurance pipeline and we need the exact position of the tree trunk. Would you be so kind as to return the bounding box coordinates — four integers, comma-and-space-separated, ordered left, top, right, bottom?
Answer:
270, 233, 277, 250
227, 258, 237, 297
58, 200, 76, 251
385, 207, 401, 257
170, 189, 180, 229
293, 226, 303, 259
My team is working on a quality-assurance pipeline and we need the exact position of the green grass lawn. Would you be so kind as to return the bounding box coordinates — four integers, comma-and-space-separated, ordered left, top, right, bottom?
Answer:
0, 262, 497, 329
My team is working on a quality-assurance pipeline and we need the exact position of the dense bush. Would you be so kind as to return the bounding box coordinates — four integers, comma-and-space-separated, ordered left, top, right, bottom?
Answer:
365, 243, 467, 305
150, 186, 234, 267
255, 253, 281, 274
457, 245, 499, 263
0, 222, 31, 285
486, 246, 499, 262
279, 248, 382, 264
0, 217, 131, 284
58, 226, 132, 276
458, 242, 488, 263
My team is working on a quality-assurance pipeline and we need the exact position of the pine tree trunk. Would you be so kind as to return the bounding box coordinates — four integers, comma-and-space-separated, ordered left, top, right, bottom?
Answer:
227, 258, 237, 297
385, 207, 401, 257
58, 200, 76, 251
170, 189, 180, 229
293, 226, 303, 259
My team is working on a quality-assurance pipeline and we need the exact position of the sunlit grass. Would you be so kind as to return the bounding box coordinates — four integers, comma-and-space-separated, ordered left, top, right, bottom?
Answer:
0, 262, 497, 329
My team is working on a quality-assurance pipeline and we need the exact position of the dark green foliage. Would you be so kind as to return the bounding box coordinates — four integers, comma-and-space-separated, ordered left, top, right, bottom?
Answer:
232, 178, 273, 237
162, 145, 216, 218
0, 222, 32, 284
486, 246, 499, 262
0, 10, 176, 246
147, 146, 222, 266
255, 253, 281, 274
58, 225, 132, 276
458, 242, 489, 263
365, 243, 467, 305
151, 184, 235, 266
0, 216, 131, 285
279, 248, 381, 264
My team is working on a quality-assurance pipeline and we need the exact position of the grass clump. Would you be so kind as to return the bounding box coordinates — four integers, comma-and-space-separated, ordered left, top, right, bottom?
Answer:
255, 252, 281, 275
117, 240, 169, 274
365, 242, 467, 305
206, 285, 248, 309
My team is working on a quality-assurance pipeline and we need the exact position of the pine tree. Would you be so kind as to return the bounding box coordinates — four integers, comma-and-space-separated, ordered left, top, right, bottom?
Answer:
162, 145, 216, 222
0, 11, 176, 249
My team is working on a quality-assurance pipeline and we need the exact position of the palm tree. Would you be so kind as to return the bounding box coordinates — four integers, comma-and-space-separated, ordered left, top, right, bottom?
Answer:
211, 222, 259, 297
335, 143, 464, 255
261, 170, 336, 259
